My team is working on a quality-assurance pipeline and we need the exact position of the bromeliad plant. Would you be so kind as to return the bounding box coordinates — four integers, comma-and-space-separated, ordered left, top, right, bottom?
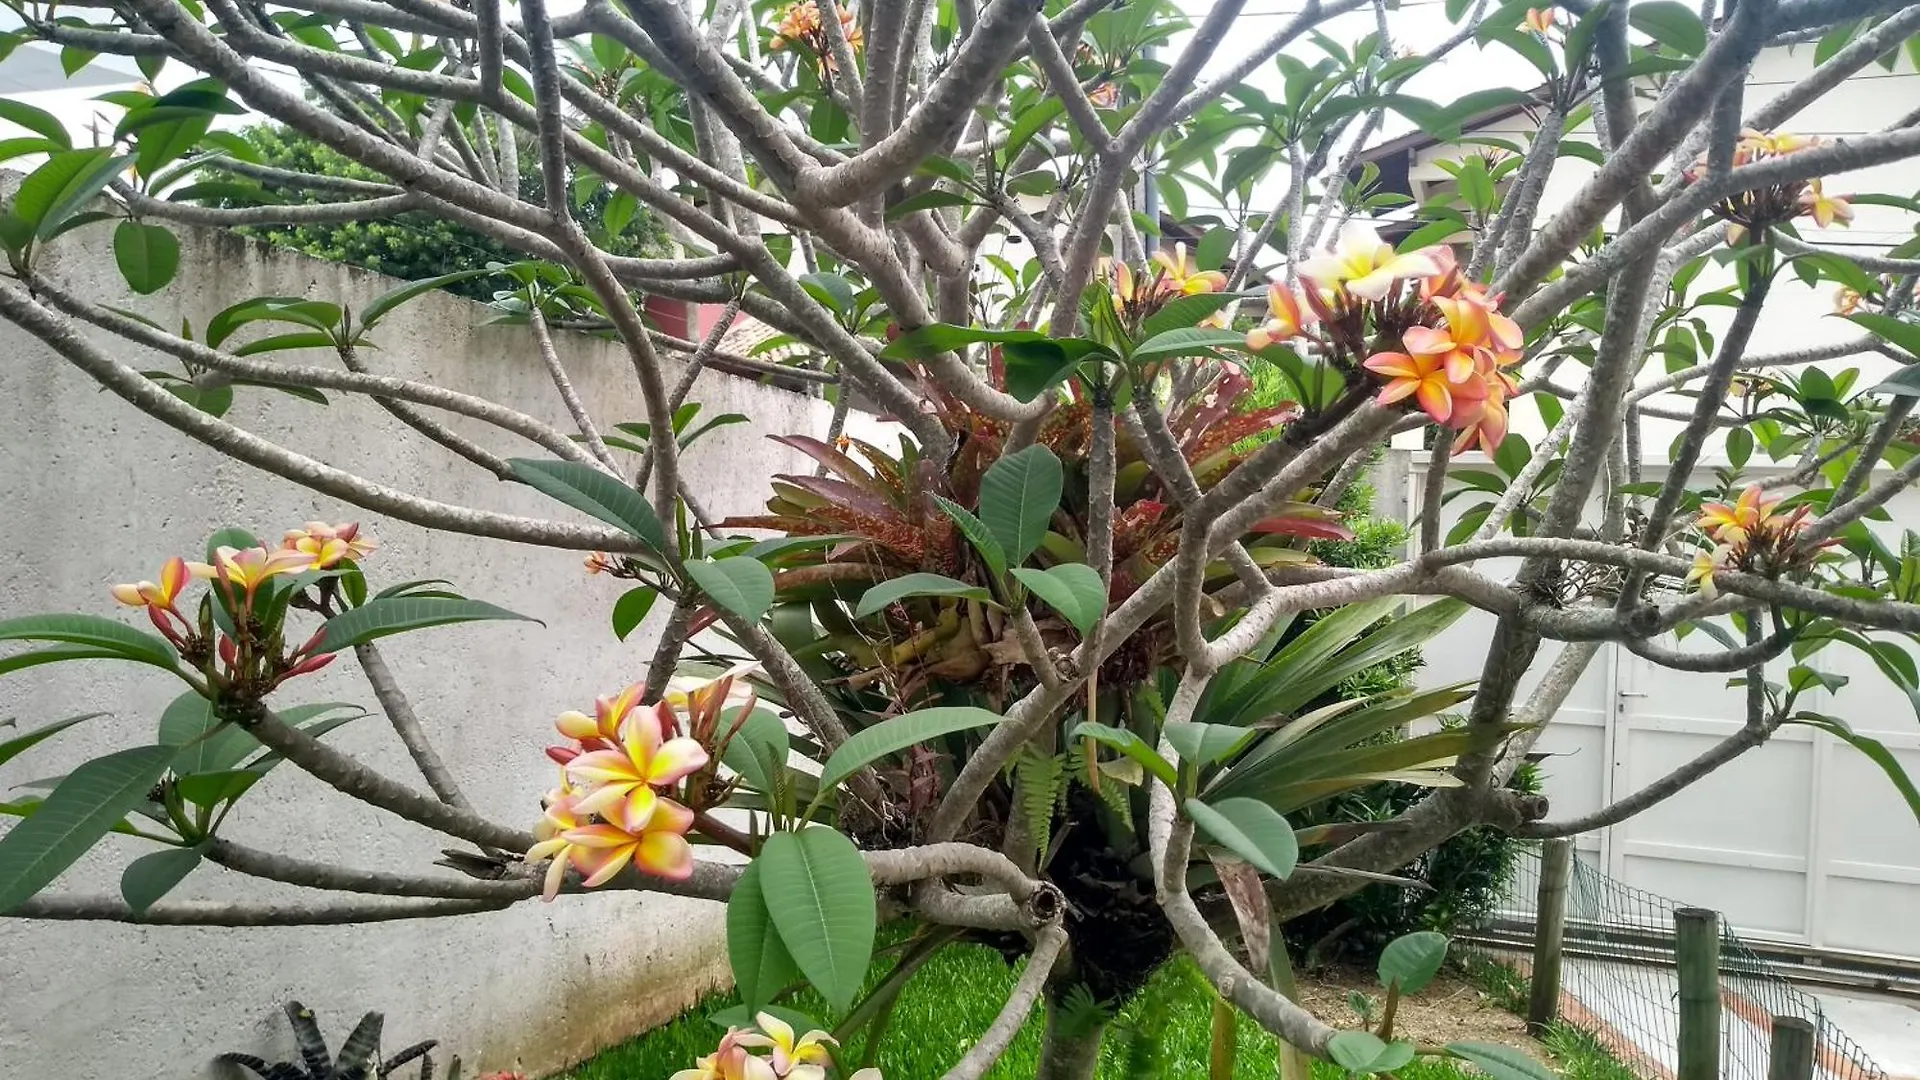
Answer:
13, 2, 1920, 1080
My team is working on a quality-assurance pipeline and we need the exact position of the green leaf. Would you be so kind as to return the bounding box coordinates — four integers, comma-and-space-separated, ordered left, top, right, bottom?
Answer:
1130, 326, 1250, 366
1004, 98, 1066, 160
0, 644, 125, 678
916, 155, 975, 185
157, 692, 259, 775
176, 768, 263, 807
0, 614, 177, 670
721, 708, 789, 794
1330, 1032, 1417, 1075
120, 843, 206, 915
854, 573, 995, 619
1848, 313, 1920, 359
757, 828, 877, 1012
508, 458, 668, 554
38, 150, 133, 241
316, 596, 537, 653
1628, 0, 1705, 54
0, 99, 69, 147
727, 859, 805, 1011
1725, 426, 1753, 470
1447, 1041, 1560, 1080
611, 585, 658, 641
1378, 930, 1449, 992
1071, 721, 1176, 788
1185, 797, 1300, 879
0, 713, 103, 770
884, 189, 973, 221
1788, 715, 1920, 826
817, 706, 1004, 795
686, 557, 776, 622
798, 272, 856, 316
978, 445, 1063, 565
113, 221, 179, 295
1161, 721, 1256, 766
928, 494, 1008, 579
358, 268, 495, 330
1010, 564, 1106, 633
0, 744, 180, 913
1140, 294, 1244, 340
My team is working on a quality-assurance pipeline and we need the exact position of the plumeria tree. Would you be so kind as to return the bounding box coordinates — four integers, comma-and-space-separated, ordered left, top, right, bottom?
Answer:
6, 0, 1920, 1078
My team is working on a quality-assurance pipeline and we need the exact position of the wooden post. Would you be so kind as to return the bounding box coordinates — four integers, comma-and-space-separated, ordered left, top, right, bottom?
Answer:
1527, 838, 1574, 1035
1768, 1016, 1818, 1080
1675, 907, 1722, 1080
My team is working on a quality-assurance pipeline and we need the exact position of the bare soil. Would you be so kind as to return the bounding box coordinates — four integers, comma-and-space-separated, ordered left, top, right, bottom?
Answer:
1298, 965, 1547, 1055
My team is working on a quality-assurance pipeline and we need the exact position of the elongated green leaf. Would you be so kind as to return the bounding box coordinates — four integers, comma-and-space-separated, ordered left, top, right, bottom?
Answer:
1071, 721, 1176, 788
1004, 97, 1066, 160
1791, 715, 1920, 826
1129, 326, 1250, 365
0, 614, 176, 670
728, 859, 804, 1011
758, 828, 877, 1012
176, 768, 263, 807
316, 596, 537, 653
1162, 721, 1257, 767
0, 744, 179, 913
884, 189, 972, 221
0, 713, 104, 769
979, 445, 1063, 565
0, 644, 125, 677
1010, 564, 1106, 633
928, 494, 1007, 579
1447, 1042, 1559, 1080
0, 98, 71, 148
611, 585, 658, 641
113, 220, 179, 295
508, 458, 667, 554
686, 557, 776, 622
1186, 797, 1299, 879
1330, 1032, 1417, 1075
1141, 293, 1245, 339
854, 573, 994, 619
1628, 0, 1706, 55
359, 268, 496, 330
721, 708, 789, 794
1378, 930, 1449, 992
39, 150, 133, 241
121, 843, 205, 914
818, 707, 1003, 795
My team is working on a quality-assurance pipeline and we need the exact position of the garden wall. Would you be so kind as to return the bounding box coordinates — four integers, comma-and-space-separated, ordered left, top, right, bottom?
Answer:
0, 220, 870, 1078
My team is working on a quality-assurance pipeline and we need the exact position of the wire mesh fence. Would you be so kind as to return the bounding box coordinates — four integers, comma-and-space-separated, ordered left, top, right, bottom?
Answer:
1461, 843, 1886, 1080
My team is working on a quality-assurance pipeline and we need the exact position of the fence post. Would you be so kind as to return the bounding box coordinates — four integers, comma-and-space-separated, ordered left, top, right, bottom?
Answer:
1675, 907, 1722, 1080
1526, 838, 1574, 1035
1768, 1016, 1817, 1080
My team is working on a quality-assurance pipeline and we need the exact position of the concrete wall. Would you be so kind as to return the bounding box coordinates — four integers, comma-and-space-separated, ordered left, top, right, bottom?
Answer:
0, 222, 870, 1078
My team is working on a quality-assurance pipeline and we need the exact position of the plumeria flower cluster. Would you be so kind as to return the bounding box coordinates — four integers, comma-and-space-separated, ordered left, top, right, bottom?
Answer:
528, 668, 762, 898
1683, 129, 1853, 242
1101, 241, 1230, 332
769, 1, 863, 73
671, 1014, 880, 1080
1686, 484, 1829, 598
111, 522, 375, 696
1247, 223, 1525, 453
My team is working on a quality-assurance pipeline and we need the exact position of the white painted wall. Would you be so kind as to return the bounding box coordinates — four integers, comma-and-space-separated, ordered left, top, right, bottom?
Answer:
0, 221, 879, 1077
1400, 452, 1920, 963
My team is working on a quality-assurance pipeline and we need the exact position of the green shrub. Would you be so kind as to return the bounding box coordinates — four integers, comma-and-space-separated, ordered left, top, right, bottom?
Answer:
221, 125, 664, 298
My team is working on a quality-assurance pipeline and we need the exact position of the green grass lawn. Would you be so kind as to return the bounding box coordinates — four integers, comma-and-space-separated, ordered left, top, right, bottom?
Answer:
560, 938, 1484, 1080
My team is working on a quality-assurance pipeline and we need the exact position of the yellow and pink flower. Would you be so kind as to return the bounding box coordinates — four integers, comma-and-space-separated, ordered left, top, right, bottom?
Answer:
1297, 221, 1441, 302
1799, 180, 1854, 229
281, 521, 375, 569
1245, 280, 1314, 350
1698, 484, 1781, 546
564, 698, 710, 823
188, 545, 312, 603
736, 1013, 837, 1080
563, 792, 696, 884
111, 556, 190, 613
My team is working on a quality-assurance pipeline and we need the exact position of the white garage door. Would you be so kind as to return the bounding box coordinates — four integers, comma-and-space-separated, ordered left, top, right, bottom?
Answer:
1402, 454, 1920, 964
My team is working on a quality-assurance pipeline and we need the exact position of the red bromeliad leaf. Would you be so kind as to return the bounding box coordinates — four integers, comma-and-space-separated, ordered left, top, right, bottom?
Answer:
770, 434, 887, 495
774, 474, 904, 521
1249, 503, 1354, 542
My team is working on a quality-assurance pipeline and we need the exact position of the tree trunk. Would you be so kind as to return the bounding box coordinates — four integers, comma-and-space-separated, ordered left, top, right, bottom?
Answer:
1035, 995, 1105, 1080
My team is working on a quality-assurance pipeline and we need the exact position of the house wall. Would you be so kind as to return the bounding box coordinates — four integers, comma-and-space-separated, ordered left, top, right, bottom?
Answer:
0, 219, 878, 1078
